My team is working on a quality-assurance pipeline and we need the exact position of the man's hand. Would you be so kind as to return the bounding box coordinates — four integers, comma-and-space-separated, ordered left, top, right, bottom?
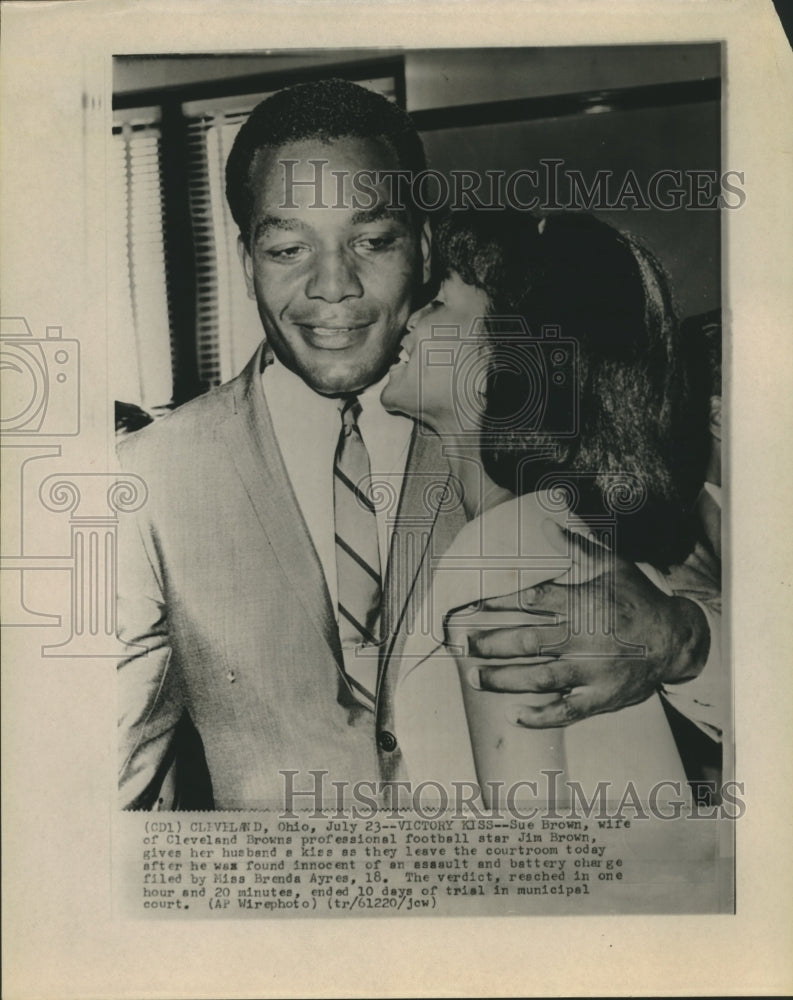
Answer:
464, 522, 710, 728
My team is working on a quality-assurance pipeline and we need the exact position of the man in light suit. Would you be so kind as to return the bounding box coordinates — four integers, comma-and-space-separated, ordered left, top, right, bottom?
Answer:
117, 79, 719, 811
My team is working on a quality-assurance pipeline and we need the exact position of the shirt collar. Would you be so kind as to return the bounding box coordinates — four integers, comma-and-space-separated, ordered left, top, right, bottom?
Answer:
261, 350, 401, 428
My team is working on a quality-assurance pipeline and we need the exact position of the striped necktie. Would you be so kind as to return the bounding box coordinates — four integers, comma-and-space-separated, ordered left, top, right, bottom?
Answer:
334, 397, 381, 711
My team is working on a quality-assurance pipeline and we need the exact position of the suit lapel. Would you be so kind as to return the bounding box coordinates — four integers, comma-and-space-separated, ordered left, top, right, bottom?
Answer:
219, 348, 343, 667
380, 428, 466, 688
217, 352, 467, 708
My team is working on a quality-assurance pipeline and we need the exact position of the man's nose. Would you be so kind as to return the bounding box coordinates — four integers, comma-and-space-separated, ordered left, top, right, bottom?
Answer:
305, 249, 363, 302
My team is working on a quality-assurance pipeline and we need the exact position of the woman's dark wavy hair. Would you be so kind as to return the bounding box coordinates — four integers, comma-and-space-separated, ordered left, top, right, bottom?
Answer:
226, 78, 427, 248
432, 209, 709, 567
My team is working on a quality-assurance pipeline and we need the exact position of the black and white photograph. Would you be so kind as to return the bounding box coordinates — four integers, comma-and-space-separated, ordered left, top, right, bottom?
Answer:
112, 42, 729, 897
2, 1, 792, 997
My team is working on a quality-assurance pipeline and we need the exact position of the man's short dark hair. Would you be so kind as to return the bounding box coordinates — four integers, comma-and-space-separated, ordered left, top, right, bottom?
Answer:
226, 77, 427, 247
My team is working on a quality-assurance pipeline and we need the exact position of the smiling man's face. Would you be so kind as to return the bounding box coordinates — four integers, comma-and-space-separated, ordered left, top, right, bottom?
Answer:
238, 135, 429, 396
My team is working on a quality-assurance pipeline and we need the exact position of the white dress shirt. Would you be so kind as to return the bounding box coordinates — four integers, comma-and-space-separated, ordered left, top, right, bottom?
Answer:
659, 480, 724, 740
262, 356, 414, 613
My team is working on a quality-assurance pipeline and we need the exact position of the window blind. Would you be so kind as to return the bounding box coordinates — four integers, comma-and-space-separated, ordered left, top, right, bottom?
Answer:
111, 109, 174, 411
184, 97, 270, 387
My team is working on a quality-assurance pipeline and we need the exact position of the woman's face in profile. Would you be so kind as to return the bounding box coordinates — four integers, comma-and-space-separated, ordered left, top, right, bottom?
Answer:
381, 272, 490, 434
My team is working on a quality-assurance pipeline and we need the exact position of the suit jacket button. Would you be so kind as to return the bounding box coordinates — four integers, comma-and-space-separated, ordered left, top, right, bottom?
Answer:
378, 730, 397, 753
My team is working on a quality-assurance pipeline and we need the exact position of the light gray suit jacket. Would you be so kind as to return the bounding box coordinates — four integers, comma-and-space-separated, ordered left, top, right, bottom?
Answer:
117, 346, 466, 810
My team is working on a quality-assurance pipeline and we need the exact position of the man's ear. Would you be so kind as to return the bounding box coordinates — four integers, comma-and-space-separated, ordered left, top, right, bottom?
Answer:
709, 394, 722, 442
420, 218, 432, 284
237, 235, 256, 300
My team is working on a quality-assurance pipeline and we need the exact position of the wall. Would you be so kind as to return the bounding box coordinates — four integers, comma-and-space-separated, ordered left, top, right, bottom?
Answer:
404, 45, 720, 109
404, 47, 721, 317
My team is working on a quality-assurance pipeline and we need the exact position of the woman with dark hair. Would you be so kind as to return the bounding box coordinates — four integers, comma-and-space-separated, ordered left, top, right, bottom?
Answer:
381, 210, 709, 805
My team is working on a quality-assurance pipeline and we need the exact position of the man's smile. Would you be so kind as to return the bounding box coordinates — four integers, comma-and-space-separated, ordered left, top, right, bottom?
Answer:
294, 321, 375, 350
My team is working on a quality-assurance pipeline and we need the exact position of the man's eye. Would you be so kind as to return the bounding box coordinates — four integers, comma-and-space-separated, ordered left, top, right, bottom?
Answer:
265, 245, 308, 261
